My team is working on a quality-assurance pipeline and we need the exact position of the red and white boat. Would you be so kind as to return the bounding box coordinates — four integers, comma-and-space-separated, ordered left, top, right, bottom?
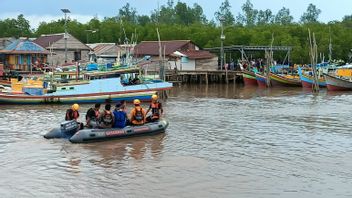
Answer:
324, 74, 352, 91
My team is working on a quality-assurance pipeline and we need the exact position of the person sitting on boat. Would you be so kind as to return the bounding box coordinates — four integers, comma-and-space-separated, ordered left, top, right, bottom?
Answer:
65, 103, 84, 129
85, 103, 101, 128
65, 103, 80, 121
98, 104, 114, 129
113, 102, 128, 128
130, 99, 146, 126
146, 94, 163, 122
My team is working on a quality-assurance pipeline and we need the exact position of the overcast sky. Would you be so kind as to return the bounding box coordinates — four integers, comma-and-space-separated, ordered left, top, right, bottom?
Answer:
1, 0, 352, 28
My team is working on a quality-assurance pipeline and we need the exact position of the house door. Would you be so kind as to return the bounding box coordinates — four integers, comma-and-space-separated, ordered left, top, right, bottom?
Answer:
74, 51, 81, 61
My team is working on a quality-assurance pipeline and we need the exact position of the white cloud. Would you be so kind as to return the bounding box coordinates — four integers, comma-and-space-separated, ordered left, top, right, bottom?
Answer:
0, 12, 102, 29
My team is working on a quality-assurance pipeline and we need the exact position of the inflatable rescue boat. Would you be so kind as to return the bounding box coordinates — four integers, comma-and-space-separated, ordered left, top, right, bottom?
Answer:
44, 119, 169, 143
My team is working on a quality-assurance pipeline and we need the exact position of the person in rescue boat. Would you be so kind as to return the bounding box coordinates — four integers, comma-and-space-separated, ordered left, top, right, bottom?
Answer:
113, 102, 128, 128
65, 103, 80, 121
130, 99, 146, 126
85, 103, 101, 128
98, 104, 115, 129
146, 94, 163, 122
65, 103, 84, 129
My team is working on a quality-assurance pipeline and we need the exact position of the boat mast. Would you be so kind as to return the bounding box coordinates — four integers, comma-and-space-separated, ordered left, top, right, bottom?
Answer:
309, 29, 319, 92
328, 27, 333, 63
265, 33, 274, 87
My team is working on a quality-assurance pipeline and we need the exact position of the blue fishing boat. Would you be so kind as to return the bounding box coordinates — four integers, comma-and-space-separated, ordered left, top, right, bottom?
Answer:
298, 66, 327, 88
0, 77, 172, 104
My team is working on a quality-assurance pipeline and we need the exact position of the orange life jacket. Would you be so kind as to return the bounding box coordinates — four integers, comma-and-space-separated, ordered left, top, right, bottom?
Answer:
151, 102, 161, 119
94, 109, 100, 118
133, 107, 144, 122
72, 111, 79, 120
65, 109, 79, 121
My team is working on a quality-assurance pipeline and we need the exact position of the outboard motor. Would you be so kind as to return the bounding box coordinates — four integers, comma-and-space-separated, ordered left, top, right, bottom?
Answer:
44, 120, 80, 139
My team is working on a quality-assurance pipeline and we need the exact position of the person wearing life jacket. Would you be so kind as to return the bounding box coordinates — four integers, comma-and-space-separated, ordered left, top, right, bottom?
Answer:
85, 103, 101, 128
146, 94, 163, 122
113, 102, 128, 128
65, 103, 83, 129
130, 99, 146, 126
65, 103, 80, 121
98, 104, 115, 129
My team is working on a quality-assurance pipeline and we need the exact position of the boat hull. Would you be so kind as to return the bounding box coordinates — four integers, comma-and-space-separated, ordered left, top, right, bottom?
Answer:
300, 76, 326, 88
44, 119, 169, 143
243, 71, 257, 86
299, 72, 326, 88
255, 73, 269, 87
324, 74, 352, 91
0, 79, 11, 87
0, 89, 168, 104
270, 73, 301, 87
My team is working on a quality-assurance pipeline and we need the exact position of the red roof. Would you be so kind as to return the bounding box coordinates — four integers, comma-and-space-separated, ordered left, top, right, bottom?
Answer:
134, 40, 195, 56
179, 50, 214, 59
34, 34, 64, 48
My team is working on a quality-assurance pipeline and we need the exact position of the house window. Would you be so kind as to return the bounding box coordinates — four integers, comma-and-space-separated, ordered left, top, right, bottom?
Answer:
74, 51, 81, 61
181, 57, 189, 63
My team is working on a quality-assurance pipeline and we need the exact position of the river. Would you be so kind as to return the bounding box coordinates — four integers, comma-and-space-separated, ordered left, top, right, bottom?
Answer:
1, 84, 352, 198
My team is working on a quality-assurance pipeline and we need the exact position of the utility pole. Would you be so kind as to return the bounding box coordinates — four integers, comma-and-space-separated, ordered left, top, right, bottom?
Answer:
220, 17, 225, 71
85, 29, 98, 44
61, 9, 70, 63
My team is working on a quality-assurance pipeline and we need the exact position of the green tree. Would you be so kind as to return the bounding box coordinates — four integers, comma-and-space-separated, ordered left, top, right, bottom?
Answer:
151, 0, 175, 24
16, 14, 31, 36
300, 3, 321, 23
117, 3, 138, 24
191, 3, 207, 24
174, 2, 191, 25
137, 15, 151, 26
214, 0, 235, 26
257, 9, 274, 25
237, 0, 258, 26
275, 7, 294, 25
0, 14, 32, 37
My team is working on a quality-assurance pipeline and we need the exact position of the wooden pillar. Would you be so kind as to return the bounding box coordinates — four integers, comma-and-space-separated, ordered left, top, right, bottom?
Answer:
205, 73, 208, 84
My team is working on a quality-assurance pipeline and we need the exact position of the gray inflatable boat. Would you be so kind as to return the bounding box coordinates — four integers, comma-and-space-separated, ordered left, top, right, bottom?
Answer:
44, 119, 169, 143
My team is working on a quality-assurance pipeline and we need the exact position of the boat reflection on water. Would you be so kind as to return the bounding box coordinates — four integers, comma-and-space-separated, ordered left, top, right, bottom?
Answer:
60, 133, 166, 170
170, 84, 312, 99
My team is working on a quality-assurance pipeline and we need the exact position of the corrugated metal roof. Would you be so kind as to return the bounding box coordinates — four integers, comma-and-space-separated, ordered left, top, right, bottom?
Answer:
88, 43, 120, 56
134, 40, 194, 56
179, 50, 215, 59
33, 33, 64, 48
0, 39, 49, 54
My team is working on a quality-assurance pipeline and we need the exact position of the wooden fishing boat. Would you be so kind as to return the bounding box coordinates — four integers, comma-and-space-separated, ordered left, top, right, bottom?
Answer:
269, 73, 301, 87
299, 71, 326, 88
255, 73, 269, 87
242, 70, 257, 86
0, 79, 11, 87
324, 74, 352, 91
0, 77, 172, 104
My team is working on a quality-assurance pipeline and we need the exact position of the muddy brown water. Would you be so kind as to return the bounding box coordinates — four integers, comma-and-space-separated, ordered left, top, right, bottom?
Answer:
1, 84, 352, 198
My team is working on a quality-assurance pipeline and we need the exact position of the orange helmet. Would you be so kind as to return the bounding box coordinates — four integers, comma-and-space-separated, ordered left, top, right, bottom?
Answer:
72, 103, 80, 111
151, 94, 158, 100
133, 99, 141, 105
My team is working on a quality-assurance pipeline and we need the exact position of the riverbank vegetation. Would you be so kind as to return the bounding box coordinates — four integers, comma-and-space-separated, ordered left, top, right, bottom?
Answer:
1, 0, 352, 63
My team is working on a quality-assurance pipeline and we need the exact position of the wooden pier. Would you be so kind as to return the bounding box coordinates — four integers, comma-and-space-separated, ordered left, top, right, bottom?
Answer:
165, 70, 242, 84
